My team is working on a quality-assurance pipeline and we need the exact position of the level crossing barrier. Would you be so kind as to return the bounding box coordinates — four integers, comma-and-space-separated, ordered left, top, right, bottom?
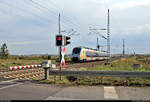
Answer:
9, 64, 41, 70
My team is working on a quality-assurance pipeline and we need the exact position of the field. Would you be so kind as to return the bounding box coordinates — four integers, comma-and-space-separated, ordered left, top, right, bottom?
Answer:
36, 55, 150, 86
1, 55, 150, 86
80, 56, 150, 72
0, 59, 43, 70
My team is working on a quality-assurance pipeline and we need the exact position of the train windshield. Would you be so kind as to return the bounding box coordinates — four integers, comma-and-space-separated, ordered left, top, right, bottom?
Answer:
72, 48, 81, 54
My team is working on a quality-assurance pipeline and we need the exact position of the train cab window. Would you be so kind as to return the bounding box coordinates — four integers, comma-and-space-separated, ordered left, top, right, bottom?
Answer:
72, 48, 81, 54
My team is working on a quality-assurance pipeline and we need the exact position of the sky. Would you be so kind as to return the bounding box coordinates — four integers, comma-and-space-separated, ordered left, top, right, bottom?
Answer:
0, 0, 150, 55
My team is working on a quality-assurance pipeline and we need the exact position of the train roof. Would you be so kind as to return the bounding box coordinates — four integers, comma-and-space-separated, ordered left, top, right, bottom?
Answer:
74, 46, 107, 52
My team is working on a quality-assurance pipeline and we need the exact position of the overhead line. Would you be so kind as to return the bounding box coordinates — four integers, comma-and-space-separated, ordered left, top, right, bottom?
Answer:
24, 0, 54, 23
29, 0, 81, 29
0, 1, 52, 25
48, 0, 81, 28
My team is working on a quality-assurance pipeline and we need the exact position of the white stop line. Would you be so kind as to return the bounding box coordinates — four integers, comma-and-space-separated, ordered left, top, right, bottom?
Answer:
104, 86, 118, 99
0, 83, 23, 90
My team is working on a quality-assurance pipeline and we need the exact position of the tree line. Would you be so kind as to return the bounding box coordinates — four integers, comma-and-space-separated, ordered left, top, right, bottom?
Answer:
0, 43, 71, 61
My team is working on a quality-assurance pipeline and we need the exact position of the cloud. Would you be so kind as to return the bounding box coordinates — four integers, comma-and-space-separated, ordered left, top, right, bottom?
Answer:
123, 24, 150, 35
136, 24, 150, 31
114, 0, 150, 9
7, 40, 46, 46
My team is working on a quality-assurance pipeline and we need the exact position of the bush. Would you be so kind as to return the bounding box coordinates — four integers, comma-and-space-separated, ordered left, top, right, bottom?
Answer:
66, 76, 77, 82
1, 63, 6, 67
65, 56, 71, 62
17, 63, 21, 66
12, 62, 17, 65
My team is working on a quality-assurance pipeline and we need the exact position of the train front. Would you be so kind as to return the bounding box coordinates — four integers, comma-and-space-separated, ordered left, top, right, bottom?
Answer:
71, 47, 81, 62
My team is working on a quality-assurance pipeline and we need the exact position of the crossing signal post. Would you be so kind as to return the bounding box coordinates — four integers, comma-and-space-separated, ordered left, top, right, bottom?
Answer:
56, 35, 62, 46
64, 36, 71, 46
56, 34, 62, 80
56, 34, 71, 81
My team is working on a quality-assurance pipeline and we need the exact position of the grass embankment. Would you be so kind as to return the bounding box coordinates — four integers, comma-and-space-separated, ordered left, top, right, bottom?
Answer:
0, 59, 43, 70
80, 56, 150, 71
37, 56, 150, 86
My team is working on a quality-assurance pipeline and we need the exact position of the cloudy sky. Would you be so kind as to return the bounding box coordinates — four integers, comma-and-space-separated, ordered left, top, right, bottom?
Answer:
0, 0, 150, 55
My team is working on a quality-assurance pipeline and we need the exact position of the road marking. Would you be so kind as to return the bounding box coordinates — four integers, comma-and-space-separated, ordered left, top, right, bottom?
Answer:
0, 79, 18, 84
45, 96, 86, 100
104, 86, 118, 99
0, 83, 23, 90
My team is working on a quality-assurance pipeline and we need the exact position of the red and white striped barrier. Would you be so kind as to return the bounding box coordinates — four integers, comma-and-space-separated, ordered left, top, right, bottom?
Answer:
9, 64, 41, 70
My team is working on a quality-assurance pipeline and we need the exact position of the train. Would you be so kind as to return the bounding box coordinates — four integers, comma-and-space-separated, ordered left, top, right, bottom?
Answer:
71, 46, 109, 62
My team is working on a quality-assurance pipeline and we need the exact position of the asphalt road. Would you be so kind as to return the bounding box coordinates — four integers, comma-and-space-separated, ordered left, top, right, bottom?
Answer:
0, 78, 150, 100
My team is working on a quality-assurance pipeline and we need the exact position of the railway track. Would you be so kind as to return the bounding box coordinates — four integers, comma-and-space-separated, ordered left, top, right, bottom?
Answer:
63, 60, 106, 69
0, 68, 45, 80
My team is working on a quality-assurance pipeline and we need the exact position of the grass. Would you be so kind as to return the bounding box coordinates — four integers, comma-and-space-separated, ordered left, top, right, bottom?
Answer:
35, 75, 150, 87
80, 57, 150, 72
0, 59, 58, 70
0, 59, 43, 70
38, 76, 78, 85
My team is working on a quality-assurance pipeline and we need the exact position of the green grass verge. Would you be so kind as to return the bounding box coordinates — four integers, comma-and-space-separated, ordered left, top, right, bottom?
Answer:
81, 57, 150, 72
32, 75, 150, 87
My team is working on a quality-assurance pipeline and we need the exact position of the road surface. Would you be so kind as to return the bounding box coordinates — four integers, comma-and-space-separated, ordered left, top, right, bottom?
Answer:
0, 78, 150, 100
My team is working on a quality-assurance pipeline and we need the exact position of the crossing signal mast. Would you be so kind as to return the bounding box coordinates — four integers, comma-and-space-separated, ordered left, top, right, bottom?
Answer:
122, 39, 125, 57
107, 9, 110, 64
88, 9, 110, 64
56, 13, 71, 73
55, 13, 72, 80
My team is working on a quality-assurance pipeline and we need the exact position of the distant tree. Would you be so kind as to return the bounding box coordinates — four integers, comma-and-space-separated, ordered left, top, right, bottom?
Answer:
0, 43, 10, 58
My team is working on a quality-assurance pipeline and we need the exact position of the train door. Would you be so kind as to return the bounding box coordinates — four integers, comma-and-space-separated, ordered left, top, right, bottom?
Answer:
81, 49, 86, 61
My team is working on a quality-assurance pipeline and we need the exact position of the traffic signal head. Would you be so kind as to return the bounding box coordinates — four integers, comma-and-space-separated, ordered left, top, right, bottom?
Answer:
64, 36, 71, 46
56, 35, 62, 46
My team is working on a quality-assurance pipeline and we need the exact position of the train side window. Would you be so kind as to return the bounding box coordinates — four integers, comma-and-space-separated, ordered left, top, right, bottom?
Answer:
95, 52, 98, 57
86, 51, 91, 57
93, 52, 95, 57
96, 52, 99, 57
98, 53, 101, 57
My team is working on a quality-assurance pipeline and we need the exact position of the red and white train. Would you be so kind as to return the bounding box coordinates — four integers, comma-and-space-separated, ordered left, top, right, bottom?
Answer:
71, 46, 109, 62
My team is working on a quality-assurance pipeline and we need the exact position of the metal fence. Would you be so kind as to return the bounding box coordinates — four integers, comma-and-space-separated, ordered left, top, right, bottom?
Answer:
49, 70, 150, 77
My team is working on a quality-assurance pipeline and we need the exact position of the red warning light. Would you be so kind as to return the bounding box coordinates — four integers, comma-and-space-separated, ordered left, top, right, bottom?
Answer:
56, 35, 62, 46
57, 37, 61, 41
